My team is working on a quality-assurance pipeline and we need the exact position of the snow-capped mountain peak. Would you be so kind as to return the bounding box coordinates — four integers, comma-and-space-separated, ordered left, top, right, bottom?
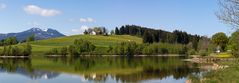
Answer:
0, 28, 65, 41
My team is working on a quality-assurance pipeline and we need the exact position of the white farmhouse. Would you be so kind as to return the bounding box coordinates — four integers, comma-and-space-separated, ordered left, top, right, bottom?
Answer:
90, 31, 96, 35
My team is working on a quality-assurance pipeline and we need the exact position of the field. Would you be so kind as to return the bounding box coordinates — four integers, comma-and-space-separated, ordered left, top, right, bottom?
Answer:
29, 35, 142, 55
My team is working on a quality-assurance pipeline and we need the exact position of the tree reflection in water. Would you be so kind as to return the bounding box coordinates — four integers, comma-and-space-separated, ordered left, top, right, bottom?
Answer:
45, 56, 203, 83
0, 58, 59, 80
0, 56, 205, 83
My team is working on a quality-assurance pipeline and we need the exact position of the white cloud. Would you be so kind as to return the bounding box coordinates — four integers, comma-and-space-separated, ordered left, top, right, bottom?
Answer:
79, 17, 95, 23
0, 3, 6, 10
24, 5, 61, 17
71, 25, 90, 34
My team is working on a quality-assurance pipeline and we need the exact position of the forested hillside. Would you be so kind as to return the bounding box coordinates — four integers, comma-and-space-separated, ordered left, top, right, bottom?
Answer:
115, 25, 201, 50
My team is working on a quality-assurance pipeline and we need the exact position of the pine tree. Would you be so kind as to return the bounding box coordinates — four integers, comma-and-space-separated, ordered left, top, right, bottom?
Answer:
84, 30, 88, 35
119, 26, 125, 35
115, 27, 120, 35
143, 31, 153, 43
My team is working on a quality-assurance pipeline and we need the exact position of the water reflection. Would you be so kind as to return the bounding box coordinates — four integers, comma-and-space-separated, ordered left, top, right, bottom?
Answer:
0, 58, 59, 80
0, 56, 205, 83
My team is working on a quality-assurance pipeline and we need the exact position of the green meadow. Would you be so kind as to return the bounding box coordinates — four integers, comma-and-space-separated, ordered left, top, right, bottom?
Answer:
28, 35, 142, 55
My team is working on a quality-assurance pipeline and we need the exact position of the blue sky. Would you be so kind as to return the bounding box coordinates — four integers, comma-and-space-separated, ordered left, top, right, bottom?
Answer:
0, 0, 232, 36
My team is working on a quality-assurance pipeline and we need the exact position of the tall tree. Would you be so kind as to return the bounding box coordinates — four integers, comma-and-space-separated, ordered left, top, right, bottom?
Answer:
212, 32, 228, 51
119, 26, 125, 35
84, 30, 89, 35
143, 31, 153, 43
228, 31, 239, 57
115, 27, 120, 35
102, 27, 107, 35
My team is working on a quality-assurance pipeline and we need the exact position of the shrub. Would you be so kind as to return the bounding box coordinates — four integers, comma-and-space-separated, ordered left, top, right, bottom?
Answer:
161, 48, 169, 54
60, 47, 68, 56
113, 41, 138, 56
188, 49, 196, 55
107, 45, 113, 54
47, 48, 58, 55
22, 43, 32, 56
142, 43, 187, 55
68, 45, 77, 56
228, 31, 239, 57
0, 43, 32, 56
113, 42, 187, 55
46, 39, 96, 56
199, 50, 209, 56
73, 39, 95, 55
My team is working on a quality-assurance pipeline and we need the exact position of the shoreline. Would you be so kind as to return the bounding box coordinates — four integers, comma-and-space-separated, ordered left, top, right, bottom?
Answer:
0, 56, 30, 58
44, 54, 186, 57
184, 56, 235, 63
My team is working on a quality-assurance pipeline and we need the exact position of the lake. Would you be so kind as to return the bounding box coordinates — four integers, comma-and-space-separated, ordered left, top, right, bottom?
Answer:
0, 56, 207, 83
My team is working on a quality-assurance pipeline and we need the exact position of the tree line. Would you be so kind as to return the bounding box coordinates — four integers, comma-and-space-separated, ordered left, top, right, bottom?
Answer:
46, 39, 188, 56
211, 31, 239, 57
216, 0, 239, 57
109, 42, 187, 56
114, 28, 239, 57
0, 35, 35, 46
0, 35, 34, 56
45, 39, 96, 56
0, 37, 18, 46
0, 43, 32, 56
114, 25, 201, 50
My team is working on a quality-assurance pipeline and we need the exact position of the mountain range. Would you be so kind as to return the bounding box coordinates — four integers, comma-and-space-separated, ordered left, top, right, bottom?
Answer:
0, 28, 65, 41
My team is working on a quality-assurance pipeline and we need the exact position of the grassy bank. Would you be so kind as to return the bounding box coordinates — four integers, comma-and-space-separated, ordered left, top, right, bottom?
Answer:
29, 35, 142, 55
210, 52, 232, 58
191, 59, 239, 83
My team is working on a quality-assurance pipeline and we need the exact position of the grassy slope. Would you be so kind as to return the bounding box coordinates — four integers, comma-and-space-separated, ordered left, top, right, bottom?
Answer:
29, 35, 142, 55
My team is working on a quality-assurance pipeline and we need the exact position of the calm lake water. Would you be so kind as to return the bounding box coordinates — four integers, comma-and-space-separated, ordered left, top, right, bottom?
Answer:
0, 56, 206, 83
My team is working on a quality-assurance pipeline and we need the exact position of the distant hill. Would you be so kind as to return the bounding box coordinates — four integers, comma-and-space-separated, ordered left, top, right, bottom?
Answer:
28, 35, 142, 55
0, 28, 65, 41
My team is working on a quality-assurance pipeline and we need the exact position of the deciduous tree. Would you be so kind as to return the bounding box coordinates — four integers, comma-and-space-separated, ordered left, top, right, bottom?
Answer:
212, 32, 228, 51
